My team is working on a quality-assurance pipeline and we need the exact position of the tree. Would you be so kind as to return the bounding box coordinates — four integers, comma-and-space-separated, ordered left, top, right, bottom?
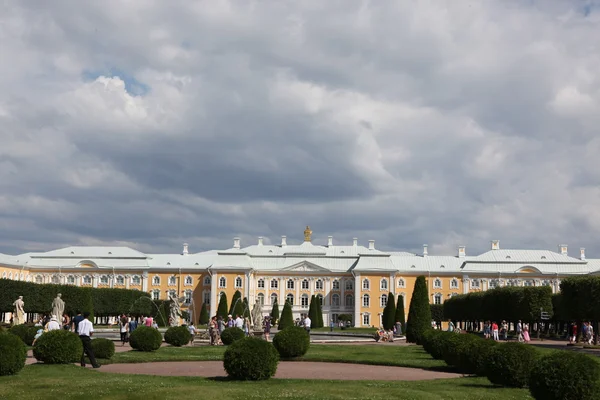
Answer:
199, 302, 209, 325
278, 300, 294, 329
229, 290, 242, 316
316, 295, 324, 328
430, 304, 444, 326
217, 292, 228, 319
270, 299, 280, 324
242, 297, 251, 319
395, 295, 406, 332
382, 292, 396, 330
308, 295, 317, 325
406, 276, 432, 344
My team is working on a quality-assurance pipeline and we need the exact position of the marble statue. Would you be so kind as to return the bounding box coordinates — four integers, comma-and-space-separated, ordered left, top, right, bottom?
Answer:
13, 296, 25, 325
169, 295, 184, 327
52, 293, 65, 318
251, 299, 262, 330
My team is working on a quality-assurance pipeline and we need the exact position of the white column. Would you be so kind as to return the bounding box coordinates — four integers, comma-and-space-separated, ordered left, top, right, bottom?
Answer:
341, 278, 346, 307
324, 279, 331, 306
462, 276, 469, 294
142, 272, 148, 292
244, 272, 250, 299
309, 278, 315, 298
279, 276, 285, 305
354, 274, 361, 327
210, 272, 218, 317
92, 275, 98, 288
390, 274, 395, 296
125, 275, 130, 289
295, 278, 300, 306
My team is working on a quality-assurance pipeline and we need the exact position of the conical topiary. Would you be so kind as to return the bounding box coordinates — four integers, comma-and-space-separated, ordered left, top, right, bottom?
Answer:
242, 297, 251, 319
382, 292, 396, 330
278, 300, 294, 330
199, 302, 209, 325
229, 290, 242, 316
395, 295, 405, 333
316, 295, 324, 328
406, 276, 432, 344
217, 292, 228, 319
270, 299, 280, 324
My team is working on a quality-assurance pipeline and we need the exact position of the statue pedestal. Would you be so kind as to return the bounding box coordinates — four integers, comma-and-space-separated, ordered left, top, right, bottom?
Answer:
251, 330, 263, 337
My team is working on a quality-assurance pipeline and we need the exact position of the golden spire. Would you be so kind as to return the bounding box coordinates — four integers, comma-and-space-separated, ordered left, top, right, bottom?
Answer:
304, 225, 312, 242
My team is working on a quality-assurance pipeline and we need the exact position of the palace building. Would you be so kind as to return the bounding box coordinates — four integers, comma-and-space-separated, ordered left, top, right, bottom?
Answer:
1, 227, 597, 327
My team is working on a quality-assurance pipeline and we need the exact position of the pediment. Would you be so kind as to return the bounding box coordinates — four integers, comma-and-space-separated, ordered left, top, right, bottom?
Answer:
283, 261, 330, 272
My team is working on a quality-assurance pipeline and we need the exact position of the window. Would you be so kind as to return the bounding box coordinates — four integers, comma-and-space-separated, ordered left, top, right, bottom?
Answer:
83, 275, 91, 285
270, 279, 278, 289
345, 294, 354, 306
398, 278, 406, 288
362, 294, 370, 307
100, 275, 109, 285
287, 279, 294, 290
219, 277, 226, 288
380, 294, 388, 308
8, 272, 13, 280
185, 276, 193, 286
315, 279, 323, 290
32, 274, 40, 283
301, 294, 309, 307
434, 293, 442, 305
363, 313, 370, 326
168, 290, 177, 299
489, 280, 498, 289
203, 276, 211, 285
451, 292, 458, 298
67, 275, 75, 285
542, 280, 551, 286
380, 279, 388, 290
471, 279, 480, 289
433, 278, 442, 289
302, 279, 309, 289
332, 293, 340, 307
317, 294, 323, 305
332, 280, 340, 290
203, 291, 211, 304
362, 279, 370, 290
345, 280, 353, 290
51, 275, 60, 284
525, 280, 534, 287
270, 293, 278, 305
235, 276, 243, 288
286, 293, 294, 305
152, 290, 160, 300
132, 275, 141, 285
257, 279, 265, 289
257, 293, 265, 305
116, 276, 125, 285
169, 276, 177, 286
450, 278, 459, 289
152, 276, 161, 285
184, 290, 192, 305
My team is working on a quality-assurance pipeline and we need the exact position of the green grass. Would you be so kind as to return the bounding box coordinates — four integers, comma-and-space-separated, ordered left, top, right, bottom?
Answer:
0, 364, 531, 400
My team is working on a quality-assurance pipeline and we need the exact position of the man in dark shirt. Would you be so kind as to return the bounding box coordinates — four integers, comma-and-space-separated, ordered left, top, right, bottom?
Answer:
72, 311, 84, 334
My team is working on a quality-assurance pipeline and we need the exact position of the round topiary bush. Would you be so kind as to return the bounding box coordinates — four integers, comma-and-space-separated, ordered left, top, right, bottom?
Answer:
273, 326, 310, 358
164, 326, 192, 347
223, 337, 279, 380
484, 342, 538, 388
427, 331, 453, 360
9, 325, 39, 346
0, 332, 27, 376
33, 330, 82, 364
464, 337, 498, 376
529, 351, 600, 400
220, 327, 245, 345
91, 338, 115, 359
442, 334, 481, 373
129, 326, 163, 352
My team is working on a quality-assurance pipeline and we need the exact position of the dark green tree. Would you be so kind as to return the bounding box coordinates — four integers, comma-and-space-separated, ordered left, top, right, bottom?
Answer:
406, 276, 432, 344
242, 297, 251, 319
395, 295, 406, 332
217, 292, 228, 319
270, 299, 280, 324
430, 304, 444, 326
229, 290, 242, 316
278, 300, 294, 329
308, 295, 317, 325
199, 302, 209, 325
317, 295, 324, 328
382, 292, 396, 330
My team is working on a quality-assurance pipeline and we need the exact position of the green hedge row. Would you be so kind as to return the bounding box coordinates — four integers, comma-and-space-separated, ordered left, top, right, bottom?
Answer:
557, 276, 600, 321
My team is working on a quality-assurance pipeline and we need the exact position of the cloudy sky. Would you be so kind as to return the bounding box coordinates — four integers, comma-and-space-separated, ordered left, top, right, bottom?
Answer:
1, 1, 600, 257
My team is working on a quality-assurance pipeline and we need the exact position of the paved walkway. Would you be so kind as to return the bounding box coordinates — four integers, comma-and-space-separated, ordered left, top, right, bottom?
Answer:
98, 361, 462, 381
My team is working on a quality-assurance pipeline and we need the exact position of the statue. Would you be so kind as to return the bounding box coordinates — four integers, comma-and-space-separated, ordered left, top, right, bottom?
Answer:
52, 293, 65, 319
251, 299, 262, 330
304, 225, 312, 242
169, 295, 184, 327
12, 296, 25, 325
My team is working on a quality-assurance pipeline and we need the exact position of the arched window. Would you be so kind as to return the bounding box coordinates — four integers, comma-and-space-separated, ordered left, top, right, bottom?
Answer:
363, 313, 370, 326
185, 276, 193, 286
380, 279, 388, 290
434, 293, 442, 305
8, 272, 13, 280
2, 272, 6, 279
257, 293, 265, 305
286, 293, 294, 305
525, 280, 534, 287
116, 276, 125, 285
257, 279, 265, 288
332, 293, 340, 307
169, 276, 177, 286
83, 275, 91, 285
315, 279, 323, 290
345, 294, 354, 306
380, 294, 388, 308
542, 280, 551, 286
302, 279, 309, 289
152, 276, 161, 285
301, 294, 309, 307
235, 276, 243, 288
270, 293, 278, 305
433, 278, 442, 289
204, 276, 211, 285
131, 275, 141, 285
398, 278, 406, 288
362, 279, 370, 290
332, 280, 340, 290
51, 275, 60, 284
152, 290, 160, 300
345, 280, 353, 290
287, 279, 294, 289
471, 279, 480, 289
489, 279, 498, 289
219, 277, 226, 288
450, 278, 459, 289
184, 290, 192, 304
67, 275, 75, 285
203, 291, 211, 304
168, 289, 177, 299
270, 279, 278, 289
317, 294, 323, 304
100, 275, 109, 285
362, 294, 370, 307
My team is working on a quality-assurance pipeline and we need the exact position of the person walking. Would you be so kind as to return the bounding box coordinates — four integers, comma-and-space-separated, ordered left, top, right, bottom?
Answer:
491, 321, 499, 341
303, 314, 311, 334
119, 315, 129, 346
78, 312, 100, 368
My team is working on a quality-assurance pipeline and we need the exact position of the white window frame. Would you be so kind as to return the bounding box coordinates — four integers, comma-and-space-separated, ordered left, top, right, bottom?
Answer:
169, 276, 177, 286
380, 278, 388, 290
363, 313, 370, 326
235, 276, 243, 288
362, 279, 370, 290
315, 279, 323, 290
287, 279, 294, 290
51, 275, 60, 284
67, 275, 75, 285
450, 278, 459, 289
100, 275, 109, 285
270, 293, 278, 305
257, 279, 265, 289
332, 293, 340, 307
345, 280, 353, 290
203, 276, 211, 286
185, 275, 193, 286
470, 279, 480, 289
286, 293, 294, 305
257, 293, 265, 305
380, 294, 388, 308
397, 278, 406, 288
345, 294, 354, 306
116, 275, 125, 286
152, 276, 161, 286
362, 294, 370, 307
219, 277, 227, 288
433, 278, 442, 289
131, 275, 141, 285
83, 275, 92, 285
332, 279, 340, 290
434, 293, 443, 305
152, 290, 160, 300
301, 294, 309, 307
203, 290, 211, 305
270, 279, 278, 289
184, 289, 192, 305
302, 279, 309, 289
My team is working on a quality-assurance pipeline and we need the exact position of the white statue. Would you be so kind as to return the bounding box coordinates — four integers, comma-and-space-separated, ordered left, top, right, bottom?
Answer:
251, 299, 262, 330
169, 295, 184, 327
13, 296, 25, 325
52, 293, 65, 319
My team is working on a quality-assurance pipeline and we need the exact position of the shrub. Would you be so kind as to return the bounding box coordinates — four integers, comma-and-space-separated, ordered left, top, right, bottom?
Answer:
164, 326, 192, 347
529, 351, 600, 400
426, 331, 453, 360
33, 330, 82, 364
9, 324, 39, 346
485, 342, 538, 388
464, 338, 498, 376
442, 334, 481, 373
129, 326, 162, 352
278, 301, 294, 330
223, 337, 279, 380
0, 332, 27, 376
91, 338, 115, 359
220, 327, 245, 345
382, 292, 396, 330
273, 327, 310, 358
421, 330, 444, 357
406, 276, 432, 344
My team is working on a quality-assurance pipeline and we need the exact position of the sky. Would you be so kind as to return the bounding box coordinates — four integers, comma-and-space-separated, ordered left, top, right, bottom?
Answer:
1, 1, 600, 257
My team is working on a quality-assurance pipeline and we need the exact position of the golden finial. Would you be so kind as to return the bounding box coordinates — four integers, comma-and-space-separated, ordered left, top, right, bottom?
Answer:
304, 226, 312, 242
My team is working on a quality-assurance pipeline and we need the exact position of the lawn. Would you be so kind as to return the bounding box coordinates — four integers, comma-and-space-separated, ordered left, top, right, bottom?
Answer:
0, 364, 531, 400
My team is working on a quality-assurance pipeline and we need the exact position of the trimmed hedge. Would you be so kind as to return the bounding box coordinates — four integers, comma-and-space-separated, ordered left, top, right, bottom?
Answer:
529, 351, 600, 400
441, 333, 481, 374
91, 338, 115, 359
129, 326, 162, 352
278, 301, 294, 330
164, 326, 192, 347
421, 330, 450, 360
0, 332, 27, 376
9, 324, 39, 346
33, 330, 82, 364
220, 327, 245, 345
223, 337, 279, 380
484, 342, 538, 388
406, 276, 431, 344
465, 337, 498, 376
273, 327, 310, 358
